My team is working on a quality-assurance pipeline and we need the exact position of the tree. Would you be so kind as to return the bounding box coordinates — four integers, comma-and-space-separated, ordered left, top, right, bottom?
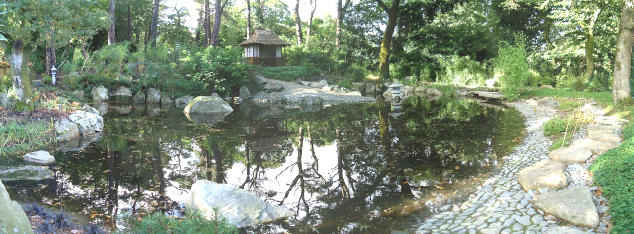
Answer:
210, 0, 229, 47
203, 0, 211, 46
306, 0, 317, 44
108, 0, 116, 45
246, 0, 252, 39
293, 0, 303, 46
612, 0, 633, 103
376, 0, 401, 81
148, 0, 160, 47
336, 0, 351, 48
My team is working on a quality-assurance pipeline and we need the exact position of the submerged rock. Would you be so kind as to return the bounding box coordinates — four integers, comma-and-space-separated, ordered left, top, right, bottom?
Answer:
183, 96, 233, 114
518, 159, 567, 191
0, 181, 34, 234
533, 186, 599, 228
548, 146, 592, 164
186, 180, 292, 228
55, 118, 79, 142
0, 166, 54, 181
146, 88, 161, 103
111, 86, 132, 103
91, 85, 108, 102
23, 151, 55, 165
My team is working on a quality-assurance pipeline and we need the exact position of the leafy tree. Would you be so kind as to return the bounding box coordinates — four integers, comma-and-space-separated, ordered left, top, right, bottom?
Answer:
495, 34, 530, 100
612, 0, 633, 103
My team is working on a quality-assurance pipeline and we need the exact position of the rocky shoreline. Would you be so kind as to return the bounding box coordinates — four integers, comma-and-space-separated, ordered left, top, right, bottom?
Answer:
416, 98, 622, 234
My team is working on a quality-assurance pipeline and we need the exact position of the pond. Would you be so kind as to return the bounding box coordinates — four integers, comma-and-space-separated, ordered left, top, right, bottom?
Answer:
3, 96, 524, 233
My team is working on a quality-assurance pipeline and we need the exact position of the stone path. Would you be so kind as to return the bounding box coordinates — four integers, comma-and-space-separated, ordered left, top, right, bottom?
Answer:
416, 99, 617, 234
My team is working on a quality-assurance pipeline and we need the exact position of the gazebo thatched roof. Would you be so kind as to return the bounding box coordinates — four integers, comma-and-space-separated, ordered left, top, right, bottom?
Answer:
239, 30, 290, 46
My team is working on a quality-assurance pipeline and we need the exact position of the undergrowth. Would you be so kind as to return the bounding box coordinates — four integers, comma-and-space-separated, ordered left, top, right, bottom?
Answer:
0, 120, 56, 157
126, 211, 237, 234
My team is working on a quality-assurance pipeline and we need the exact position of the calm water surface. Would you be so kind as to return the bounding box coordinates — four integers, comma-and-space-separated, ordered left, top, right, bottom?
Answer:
4, 97, 524, 233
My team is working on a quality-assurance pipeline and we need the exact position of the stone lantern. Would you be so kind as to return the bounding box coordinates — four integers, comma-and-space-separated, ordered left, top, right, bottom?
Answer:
50, 66, 57, 85
388, 82, 404, 103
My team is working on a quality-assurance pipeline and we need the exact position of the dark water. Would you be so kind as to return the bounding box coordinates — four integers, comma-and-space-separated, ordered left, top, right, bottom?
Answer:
4, 97, 524, 233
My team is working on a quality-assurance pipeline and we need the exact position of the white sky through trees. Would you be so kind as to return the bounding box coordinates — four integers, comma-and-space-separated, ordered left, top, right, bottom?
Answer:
164, 0, 338, 30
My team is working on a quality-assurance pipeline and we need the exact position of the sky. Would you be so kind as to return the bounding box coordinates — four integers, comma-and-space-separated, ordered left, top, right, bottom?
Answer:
164, 0, 338, 30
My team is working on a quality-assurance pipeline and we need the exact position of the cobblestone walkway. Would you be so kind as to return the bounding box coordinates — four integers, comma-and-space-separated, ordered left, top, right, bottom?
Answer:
416, 101, 605, 234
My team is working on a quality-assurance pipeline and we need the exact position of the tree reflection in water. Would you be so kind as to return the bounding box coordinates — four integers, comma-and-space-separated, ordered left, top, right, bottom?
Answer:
3, 97, 524, 232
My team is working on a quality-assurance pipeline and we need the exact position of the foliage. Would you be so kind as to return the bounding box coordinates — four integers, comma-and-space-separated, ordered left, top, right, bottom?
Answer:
0, 119, 55, 157
127, 211, 237, 234
494, 35, 530, 100
543, 117, 577, 137
520, 88, 612, 106
185, 46, 248, 96
437, 55, 488, 87
92, 43, 130, 79
590, 126, 634, 232
253, 65, 322, 82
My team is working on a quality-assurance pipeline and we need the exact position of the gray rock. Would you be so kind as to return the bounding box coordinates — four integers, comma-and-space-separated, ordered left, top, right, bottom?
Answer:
263, 81, 284, 92
186, 180, 292, 228
569, 138, 618, 155
518, 159, 567, 191
68, 110, 104, 137
533, 187, 599, 228
184, 96, 233, 116
23, 151, 55, 165
111, 86, 132, 103
91, 102, 108, 116
146, 88, 161, 103
91, 85, 108, 102
543, 226, 589, 234
321, 86, 332, 92
239, 85, 251, 100
298, 80, 311, 86
55, 118, 79, 142
254, 75, 268, 84
589, 133, 621, 144
175, 96, 194, 108
351, 82, 366, 93
0, 181, 34, 234
0, 166, 54, 181
365, 83, 377, 94
0, 92, 7, 107
426, 88, 443, 97
548, 146, 592, 164
161, 96, 174, 107
132, 91, 146, 104
112, 105, 132, 114
310, 80, 328, 88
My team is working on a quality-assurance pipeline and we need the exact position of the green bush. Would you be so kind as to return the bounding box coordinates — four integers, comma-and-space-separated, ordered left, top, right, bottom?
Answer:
285, 46, 336, 72
185, 46, 248, 96
543, 117, 577, 136
590, 126, 634, 232
0, 119, 55, 157
495, 34, 530, 100
343, 64, 368, 83
127, 211, 237, 234
438, 55, 488, 87
254, 65, 322, 82
92, 43, 130, 78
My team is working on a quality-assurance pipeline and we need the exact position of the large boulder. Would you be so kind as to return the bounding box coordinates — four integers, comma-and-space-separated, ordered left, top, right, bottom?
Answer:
426, 88, 443, 97
83, 104, 100, 116
548, 146, 592, 164
0, 166, 54, 181
186, 180, 293, 228
263, 81, 284, 92
239, 85, 251, 100
55, 118, 79, 142
91, 85, 109, 102
132, 91, 146, 104
254, 75, 268, 84
184, 96, 233, 114
518, 159, 567, 191
111, 86, 132, 103
569, 138, 618, 155
0, 181, 34, 234
588, 133, 621, 144
175, 96, 194, 108
68, 110, 104, 137
23, 151, 55, 165
146, 88, 161, 103
533, 186, 599, 228
91, 102, 108, 116
310, 80, 328, 88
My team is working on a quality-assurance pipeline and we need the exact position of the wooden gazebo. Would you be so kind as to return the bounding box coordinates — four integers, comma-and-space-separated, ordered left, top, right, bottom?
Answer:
239, 30, 290, 66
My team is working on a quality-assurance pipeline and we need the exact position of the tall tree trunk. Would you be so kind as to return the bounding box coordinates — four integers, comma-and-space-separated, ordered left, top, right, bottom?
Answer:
127, 5, 133, 42
247, 0, 252, 39
45, 29, 56, 76
108, 0, 116, 45
612, 1, 634, 103
306, 0, 317, 44
293, 0, 303, 46
336, 0, 351, 49
584, 9, 601, 81
148, 0, 160, 47
203, 0, 211, 46
210, 0, 223, 47
10, 40, 25, 100
377, 0, 400, 82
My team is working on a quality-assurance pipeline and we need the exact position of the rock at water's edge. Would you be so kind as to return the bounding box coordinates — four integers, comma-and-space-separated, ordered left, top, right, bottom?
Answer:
146, 88, 161, 103
0, 166, 54, 181
55, 118, 79, 142
186, 180, 293, 228
533, 186, 599, 228
548, 146, 592, 164
518, 159, 567, 191
68, 110, 104, 137
91, 85, 108, 102
175, 96, 194, 108
132, 92, 146, 104
183, 96, 233, 114
23, 151, 55, 165
0, 181, 34, 234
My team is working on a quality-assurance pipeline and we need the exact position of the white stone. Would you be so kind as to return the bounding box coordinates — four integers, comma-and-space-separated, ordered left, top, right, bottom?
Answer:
91, 85, 108, 102
533, 187, 599, 228
54, 118, 79, 142
68, 110, 104, 136
548, 146, 592, 164
0, 181, 34, 234
23, 151, 55, 165
146, 88, 161, 103
518, 159, 567, 191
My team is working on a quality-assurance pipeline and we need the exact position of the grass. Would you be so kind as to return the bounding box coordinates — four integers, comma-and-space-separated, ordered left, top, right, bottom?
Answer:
590, 123, 634, 232
0, 119, 56, 157
520, 87, 612, 106
251, 65, 323, 82
126, 211, 237, 234
543, 112, 594, 150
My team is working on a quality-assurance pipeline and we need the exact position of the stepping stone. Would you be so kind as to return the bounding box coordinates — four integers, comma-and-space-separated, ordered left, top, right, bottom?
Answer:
589, 132, 621, 144
569, 138, 618, 155
518, 159, 567, 191
548, 147, 592, 164
533, 187, 599, 228
543, 226, 589, 234
23, 151, 55, 165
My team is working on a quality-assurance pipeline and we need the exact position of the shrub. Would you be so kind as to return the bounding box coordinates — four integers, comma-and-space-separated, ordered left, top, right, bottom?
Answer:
343, 64, 368, 83
543, 117, 577, 137
185, 46, 248, 96
495, 34, 530, 100
590, 128, 634, 232
438, 55, 488, 87
0, 119, 55, 157
254, 65, 322, 82
92, 43, 130, 78
127, 211, 237, 234
285, 46, 336, 72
